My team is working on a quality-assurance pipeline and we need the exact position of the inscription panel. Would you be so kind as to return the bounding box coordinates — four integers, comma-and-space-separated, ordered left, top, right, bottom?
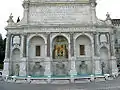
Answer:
29, 4, 91, 24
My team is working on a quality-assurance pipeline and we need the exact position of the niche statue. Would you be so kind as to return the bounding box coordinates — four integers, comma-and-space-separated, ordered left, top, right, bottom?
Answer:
79, 61, 88, 74
15, 64, 20, 76
56, 62, 67, 76
33, 62, 45, 76
101, 62, 105, 75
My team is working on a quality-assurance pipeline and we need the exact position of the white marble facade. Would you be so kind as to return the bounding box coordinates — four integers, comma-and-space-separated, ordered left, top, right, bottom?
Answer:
3, 0, 118, 78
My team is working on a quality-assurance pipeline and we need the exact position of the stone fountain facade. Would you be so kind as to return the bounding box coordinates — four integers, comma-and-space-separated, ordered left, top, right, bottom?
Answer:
2, 0, 118, 83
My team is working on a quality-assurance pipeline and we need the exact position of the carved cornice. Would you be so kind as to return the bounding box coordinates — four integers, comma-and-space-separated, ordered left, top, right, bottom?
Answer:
28, 1, 90, 5
5, 23, 115, 29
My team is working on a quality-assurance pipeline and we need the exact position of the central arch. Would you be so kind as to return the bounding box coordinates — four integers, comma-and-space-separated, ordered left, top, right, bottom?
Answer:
52, 36, 68, 59
52, 35, 69, 76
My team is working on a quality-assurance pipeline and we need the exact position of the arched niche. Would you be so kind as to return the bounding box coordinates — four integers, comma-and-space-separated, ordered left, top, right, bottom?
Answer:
11, 48, 20, 76
28, 36, 45, 76
52, 36, 68, 59
75, 35, 92, 75
28, 36, 45, 58
100, 47, 109, 74
75, 35, 92, 57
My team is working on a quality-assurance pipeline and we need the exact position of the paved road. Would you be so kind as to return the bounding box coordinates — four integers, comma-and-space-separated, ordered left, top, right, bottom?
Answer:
0, 78, 120, 90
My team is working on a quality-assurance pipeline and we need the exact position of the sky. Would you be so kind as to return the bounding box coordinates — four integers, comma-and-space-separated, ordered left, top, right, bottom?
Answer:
0, 0, 120, 38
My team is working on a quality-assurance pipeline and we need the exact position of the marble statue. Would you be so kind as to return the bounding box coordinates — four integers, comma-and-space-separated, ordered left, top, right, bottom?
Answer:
32, 62, 45, 76
79, 61, 88, 74
101, 62, 106, 75
100, 34, 107, 43
55, 62, 67, 75
106, 12, 111, 20
13, 36, 20, 45
15, 64, 20, 76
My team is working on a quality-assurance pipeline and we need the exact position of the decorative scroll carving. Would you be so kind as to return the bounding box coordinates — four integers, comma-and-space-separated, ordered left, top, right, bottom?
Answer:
99, 33, 109, 45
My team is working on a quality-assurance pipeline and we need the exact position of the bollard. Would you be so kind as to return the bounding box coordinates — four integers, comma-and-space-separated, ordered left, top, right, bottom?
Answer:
70, 75, 74, 83
90, 75, 94, 82
5, 75, 8, 82
12, 76, 16, 82
104, 74, 109, 80
27, 76, 31, 83
47, 75, 51, 83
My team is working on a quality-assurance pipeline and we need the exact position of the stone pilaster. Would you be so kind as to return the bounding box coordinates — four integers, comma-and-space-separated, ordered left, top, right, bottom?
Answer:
70, 33, 74, 56
47, 34, 50, 57
23, 34, 27, 57
19, 58, 27, 76
94, 32, 100, 57
70, 57, 77, 75
111, 33, 116, 56
19, 34, 27, 76
90, 0, 97, 24
109, 33, 114, 56
3, 34, 11, 76
26, 34, 29, 76
110, 56, 118, 76
21, 0, 29, 24
6, 34, 11, 58
94, 57, 102, 75
44, 58, 51, 76
2, 59, 9, 76
93, 33, 97, 56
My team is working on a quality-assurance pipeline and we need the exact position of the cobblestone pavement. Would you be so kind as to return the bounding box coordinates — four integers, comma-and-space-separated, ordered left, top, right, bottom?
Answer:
0, 77, 120, 90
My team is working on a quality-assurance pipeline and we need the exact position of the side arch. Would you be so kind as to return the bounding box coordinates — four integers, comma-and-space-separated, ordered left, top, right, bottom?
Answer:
11, 48, 20, 76
100, 46, 109, 74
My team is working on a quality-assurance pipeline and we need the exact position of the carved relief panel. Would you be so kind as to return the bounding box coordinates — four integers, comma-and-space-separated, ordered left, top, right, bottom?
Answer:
12, 35, 21, 46
99, 33, 109, 44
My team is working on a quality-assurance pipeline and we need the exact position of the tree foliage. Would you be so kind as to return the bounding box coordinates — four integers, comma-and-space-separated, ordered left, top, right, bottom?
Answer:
0, 34, 5, 64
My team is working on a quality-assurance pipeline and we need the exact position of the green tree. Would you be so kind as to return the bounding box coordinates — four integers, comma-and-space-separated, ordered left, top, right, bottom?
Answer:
0, 34, 5, 69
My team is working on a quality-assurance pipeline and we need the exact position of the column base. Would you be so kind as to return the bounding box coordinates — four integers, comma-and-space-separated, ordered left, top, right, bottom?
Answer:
2, 58, 9, 76
94, 57, 102, 75
111, 56, 118, 77
44, 57, 51, 76
70, 57, 77, 75
19, 58, 27, 76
